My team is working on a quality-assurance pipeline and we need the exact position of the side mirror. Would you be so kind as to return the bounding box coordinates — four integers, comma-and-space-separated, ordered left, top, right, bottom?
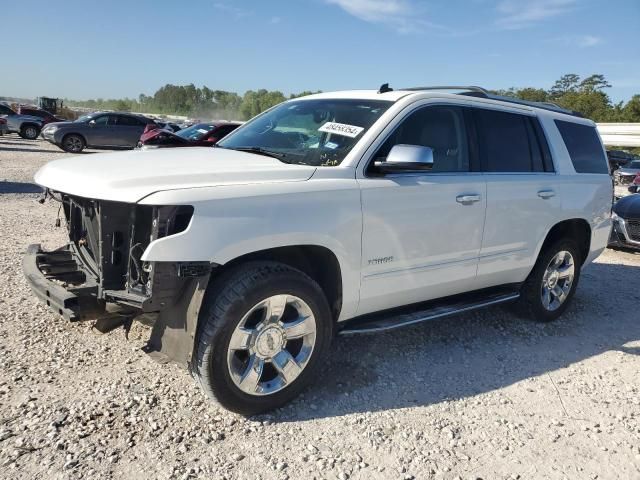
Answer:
89, 119, 96, 127
375, 144, 434, 173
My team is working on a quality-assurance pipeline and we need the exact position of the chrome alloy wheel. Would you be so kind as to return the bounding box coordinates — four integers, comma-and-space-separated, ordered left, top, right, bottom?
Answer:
64, 136, 83, 152
540, 250, 575, 311
24, 126, 38, 139
227, 294, 317, 396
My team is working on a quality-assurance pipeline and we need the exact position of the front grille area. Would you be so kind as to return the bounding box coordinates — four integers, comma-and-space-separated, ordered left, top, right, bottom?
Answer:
59, 193, 194, 309
627, 219, 640, 242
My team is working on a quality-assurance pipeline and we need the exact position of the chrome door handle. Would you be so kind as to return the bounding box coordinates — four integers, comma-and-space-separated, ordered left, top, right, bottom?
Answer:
538, 190, 555, 199
456, 194, 481, 204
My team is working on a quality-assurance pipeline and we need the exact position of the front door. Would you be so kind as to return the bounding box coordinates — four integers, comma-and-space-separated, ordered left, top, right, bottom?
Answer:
357, 105, 486, 316
85, 114, 113, 146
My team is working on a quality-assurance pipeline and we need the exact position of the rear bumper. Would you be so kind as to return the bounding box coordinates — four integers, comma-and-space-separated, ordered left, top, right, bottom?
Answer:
22, 244, 105, 321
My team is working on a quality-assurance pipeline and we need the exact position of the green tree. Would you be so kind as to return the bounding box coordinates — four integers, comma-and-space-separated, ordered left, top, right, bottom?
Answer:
579, 74, 611, 92
515, 88, 548, 102
113, 100, 131, 112
623, 95, 640, 122
550, 73, 581, 98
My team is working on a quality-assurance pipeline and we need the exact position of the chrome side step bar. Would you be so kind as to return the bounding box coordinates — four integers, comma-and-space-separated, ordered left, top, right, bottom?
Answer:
338, 288, 520, 335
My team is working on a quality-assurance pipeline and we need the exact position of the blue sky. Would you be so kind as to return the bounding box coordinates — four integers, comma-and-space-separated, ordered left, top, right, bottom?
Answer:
2, 0, 639, 103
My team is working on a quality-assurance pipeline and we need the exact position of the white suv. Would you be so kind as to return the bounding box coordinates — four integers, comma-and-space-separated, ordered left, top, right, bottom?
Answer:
24, 85, 612, 414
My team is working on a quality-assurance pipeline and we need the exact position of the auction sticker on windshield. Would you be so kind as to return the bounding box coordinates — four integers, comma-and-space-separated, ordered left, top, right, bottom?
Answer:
319, 122, 364, 138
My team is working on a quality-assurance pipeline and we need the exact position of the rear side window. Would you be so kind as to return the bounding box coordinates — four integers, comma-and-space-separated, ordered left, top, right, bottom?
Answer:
474, 108, 548, 172
117, 115, 143, 126
555, 120, 608, 174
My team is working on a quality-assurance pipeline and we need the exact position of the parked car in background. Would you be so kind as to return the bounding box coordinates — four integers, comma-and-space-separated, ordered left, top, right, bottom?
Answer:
137, 121, 241, 149
609, 194, 640, 250
627, 174, 640, 194
0, 102, 45, 139
41, 112, 157, 153
157, 121, 182, 132
607, 149, 638, 170
613, 159, 640, 186
17, 106, 66, 125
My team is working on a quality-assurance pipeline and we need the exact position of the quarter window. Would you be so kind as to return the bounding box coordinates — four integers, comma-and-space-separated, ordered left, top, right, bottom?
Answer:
371, 105, 470, 173
555, 120, 608, 174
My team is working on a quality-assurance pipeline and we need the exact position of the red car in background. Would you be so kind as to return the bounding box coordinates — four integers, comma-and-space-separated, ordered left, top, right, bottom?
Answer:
137, 121, 242, 149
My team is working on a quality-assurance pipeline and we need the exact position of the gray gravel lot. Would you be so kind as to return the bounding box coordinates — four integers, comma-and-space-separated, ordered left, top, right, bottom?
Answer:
1, 135, 639, 480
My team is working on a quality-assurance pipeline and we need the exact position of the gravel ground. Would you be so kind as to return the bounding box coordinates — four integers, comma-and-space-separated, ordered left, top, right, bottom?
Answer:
1, 135, 639, 480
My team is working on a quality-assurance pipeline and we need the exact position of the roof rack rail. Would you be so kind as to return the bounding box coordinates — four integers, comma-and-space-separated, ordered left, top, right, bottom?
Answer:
475, 94, 583, 117
398, 85, 582, 117
400, 85, 490, 95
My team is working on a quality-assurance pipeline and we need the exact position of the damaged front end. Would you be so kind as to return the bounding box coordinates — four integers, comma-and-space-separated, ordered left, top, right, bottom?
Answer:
23, 192, 211, 366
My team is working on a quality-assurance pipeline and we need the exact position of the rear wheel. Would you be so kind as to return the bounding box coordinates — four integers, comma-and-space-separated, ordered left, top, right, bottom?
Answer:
515, 239, 581, 322
193, 261, 333, 415
20, 124, 40, 140
62, 134, 85, 153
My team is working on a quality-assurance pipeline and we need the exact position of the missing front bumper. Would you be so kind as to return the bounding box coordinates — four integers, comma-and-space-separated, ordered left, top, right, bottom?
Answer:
22, 243, 104, 321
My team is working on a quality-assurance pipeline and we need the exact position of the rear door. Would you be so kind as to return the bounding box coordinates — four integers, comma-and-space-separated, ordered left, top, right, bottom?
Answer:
472, 106, 559, 287
113, 115, 148, 147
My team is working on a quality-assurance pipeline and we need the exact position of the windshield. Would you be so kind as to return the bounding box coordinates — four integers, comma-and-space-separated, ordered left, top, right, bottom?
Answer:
176, 123, 216, 141
217, 99, 392, 166
75, 114, 94, 123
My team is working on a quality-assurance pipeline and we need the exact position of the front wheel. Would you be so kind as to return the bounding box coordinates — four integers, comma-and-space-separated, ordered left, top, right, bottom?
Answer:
515, 239, 581, 322
193, 262, 333, 415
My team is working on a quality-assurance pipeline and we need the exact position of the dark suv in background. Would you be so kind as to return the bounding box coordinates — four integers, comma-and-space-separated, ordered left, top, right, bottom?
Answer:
41, 111, 156, 153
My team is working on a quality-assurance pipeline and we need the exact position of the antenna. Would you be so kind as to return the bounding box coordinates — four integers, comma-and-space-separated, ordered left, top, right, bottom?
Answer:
378, 83, 393, 94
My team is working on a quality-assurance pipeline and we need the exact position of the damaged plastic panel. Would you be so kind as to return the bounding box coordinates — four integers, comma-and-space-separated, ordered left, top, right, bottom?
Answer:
51, 192, 203, 313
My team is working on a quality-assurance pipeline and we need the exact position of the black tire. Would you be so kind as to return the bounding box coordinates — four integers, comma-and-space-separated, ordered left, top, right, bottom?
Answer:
19, 124, 40, 140
193, 261, 333, 415
61, 134, 85, 153
514, 239, 582, 322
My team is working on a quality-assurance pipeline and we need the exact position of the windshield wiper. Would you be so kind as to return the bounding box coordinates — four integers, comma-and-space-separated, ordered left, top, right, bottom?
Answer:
223, 146, 289, 161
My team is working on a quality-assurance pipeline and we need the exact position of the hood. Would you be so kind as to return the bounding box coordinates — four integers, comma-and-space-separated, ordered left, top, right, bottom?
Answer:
34, 147, 317, 203
43, 120, 76, 128
613, 194, 640, 219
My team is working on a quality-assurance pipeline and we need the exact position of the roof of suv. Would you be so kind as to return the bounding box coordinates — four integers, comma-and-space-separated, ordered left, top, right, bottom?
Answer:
300, 86, 586, 120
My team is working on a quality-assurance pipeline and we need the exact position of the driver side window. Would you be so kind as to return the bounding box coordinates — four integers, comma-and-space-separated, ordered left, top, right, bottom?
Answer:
93, 115, 110, 126
369, 105, 470, 174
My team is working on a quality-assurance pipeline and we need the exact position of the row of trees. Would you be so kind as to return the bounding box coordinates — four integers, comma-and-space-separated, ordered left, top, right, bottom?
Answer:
65, 84, 318, 120
65, 74, 639, 124
494, 74, 640, 123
